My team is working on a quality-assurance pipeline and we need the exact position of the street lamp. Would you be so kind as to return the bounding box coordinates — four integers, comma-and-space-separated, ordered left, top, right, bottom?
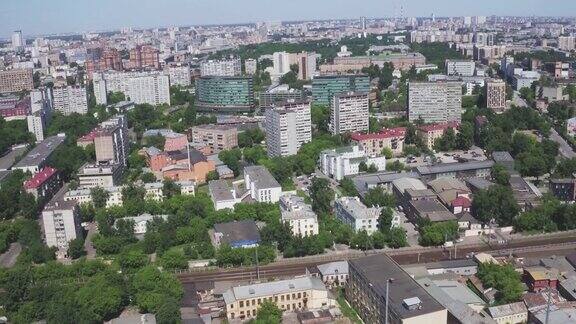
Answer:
385, 278, 394, 324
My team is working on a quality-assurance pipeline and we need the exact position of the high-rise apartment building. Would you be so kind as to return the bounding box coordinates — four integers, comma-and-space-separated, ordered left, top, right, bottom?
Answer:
86, 48, 123, 79
129, 45, 160, 69
189, 124, 238, 154
195, 76, 254, 113
296, 52, 317, 80
0, 69, 33, 94
93, 71, 170, 106
272, 51, 293, 78
408, 81, 462, 123
445, 60, 475, 76
165, 65, 191, 87
244, 59, 257, 75
11, 30, 24, 50
259, 84, 305, 108
265, 100, 312, 157
330, 92, 369, 135
42, 200, 83, 256
486, 79, 507, 112
52, 86, 88, 115
94, 115, 129, 166
27, 88, 53, 142
558, 36, 575, 51
312, 75, 370, 105
200, 58, 241, 76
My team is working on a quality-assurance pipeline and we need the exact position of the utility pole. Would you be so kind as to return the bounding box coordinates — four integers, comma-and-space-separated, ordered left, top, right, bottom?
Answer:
385, 278, 394, 324
255, 248, 260, 281
545, 284, 552, 324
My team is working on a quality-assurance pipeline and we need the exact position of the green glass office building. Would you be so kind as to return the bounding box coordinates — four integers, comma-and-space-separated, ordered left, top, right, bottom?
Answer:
195, 76, 255, 113
312, 75, 370, 105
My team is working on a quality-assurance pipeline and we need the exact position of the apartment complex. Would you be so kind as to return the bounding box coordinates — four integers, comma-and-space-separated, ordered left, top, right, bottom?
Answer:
195, 76, 254, 113
129, 45, 160, 69
200, 58, 241, 76
52, 86, 88, 115
24, 167, 61, 201
347, 254, 447, 324
350, 127, 407, 157
41, 200, 82, 256
408, 81, 462, 123
320, 146, 387, 181
445, 60, 475, 76
189, 124, 238, 154
259, 84, 305, 108
93, 71, 170, 106
417, 122, 460, 150
243, 166, 282, 203
280, 194, 319, 237
558, 36, 575, 51
77, 162, 123, 189
265, 99, 312, 157
223, 276, 334, 321
0, 96, 30, 120
312, 75, 370, 105
330, 92, 369, 135
334, 197, 380, 234
165, 65, 191, 87
486, 79, 507, 112
244, 58, 257, 75
86, 47, 123, 79
0, 69, 33, 93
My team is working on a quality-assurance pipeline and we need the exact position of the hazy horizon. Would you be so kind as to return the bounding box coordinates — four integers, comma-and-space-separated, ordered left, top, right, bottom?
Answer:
2, 0, 576, 38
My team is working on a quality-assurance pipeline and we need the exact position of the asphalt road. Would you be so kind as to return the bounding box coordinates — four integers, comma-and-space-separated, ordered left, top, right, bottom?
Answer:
0, 243, 21, 268
550, 128, 576, 159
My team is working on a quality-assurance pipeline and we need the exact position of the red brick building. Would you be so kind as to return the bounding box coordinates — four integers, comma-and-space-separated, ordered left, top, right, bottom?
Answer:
86, 48, 123, 79
524, 267, 559, 292
129, 45, 160, 70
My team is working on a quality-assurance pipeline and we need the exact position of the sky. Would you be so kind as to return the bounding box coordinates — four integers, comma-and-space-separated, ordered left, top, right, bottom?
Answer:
1, 0, 576, 38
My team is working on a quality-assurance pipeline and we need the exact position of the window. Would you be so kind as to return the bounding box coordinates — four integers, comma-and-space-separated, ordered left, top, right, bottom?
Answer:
258, 298, 261, 304
239, 301, 244, 307
275, 296, 278, 302
252, 299, 256, 306
287, 294, 291, 301
297, 293, 301, 299
281, 295, 285, 301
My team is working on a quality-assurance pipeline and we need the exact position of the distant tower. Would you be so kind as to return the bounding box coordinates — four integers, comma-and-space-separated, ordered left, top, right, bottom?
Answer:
361, 16, 367, 30
431, 13, 436, 22
12, 30, 23, 50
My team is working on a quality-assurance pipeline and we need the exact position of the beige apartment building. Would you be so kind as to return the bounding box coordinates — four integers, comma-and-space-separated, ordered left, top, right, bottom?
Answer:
0, 69, 33, 93
418, 122, 460, 150
223, 276, 335, 321
486, 79, 507, 112
189, 124, 238, 154
350, 127, 407, 157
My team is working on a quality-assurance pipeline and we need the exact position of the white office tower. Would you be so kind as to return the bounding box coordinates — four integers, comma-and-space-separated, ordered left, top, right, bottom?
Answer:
273, 51, 293, 77
12, 30, 24, 50
27, 88, 53, 142
408, 81, 462, 123
93, 71, 171, 106
52, 86, 88, 115
166, 65, 191, 87
265, 100, 312, 157
200, 58, 241, 76
445, 60, 475, 77
330, 92, 369, 135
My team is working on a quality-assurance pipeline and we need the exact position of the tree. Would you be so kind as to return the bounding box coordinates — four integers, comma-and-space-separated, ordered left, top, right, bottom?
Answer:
363, 187, 395, 208
67, 238, 85, 259
160, 250, 188, 270
491, 165, 510, 186
156, 299, 182, 324
350, 230, 373, 250
206, 170, 219, 181
367, 163, 378, 173
254, 300, 282, 324
434, 128, 457, 151
309, 178, 334, 215
90, 187, 110, 209
456, 122, 474, 150
471, 185, 519, 226
118, 250, 149, 272
107, 91, 126, 105
378, 207, 394, 231
381, 147, 393, 159
162, 179, 181, 199
340, 177, 359, 197
386, 227, 407, 248
76, 272, 127, 322
140, 172, 157, 183
477, 263, 523, 304
419, 221, 459, 246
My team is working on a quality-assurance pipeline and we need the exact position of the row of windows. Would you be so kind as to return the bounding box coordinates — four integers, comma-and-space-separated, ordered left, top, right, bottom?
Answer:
236, 291, 307, 308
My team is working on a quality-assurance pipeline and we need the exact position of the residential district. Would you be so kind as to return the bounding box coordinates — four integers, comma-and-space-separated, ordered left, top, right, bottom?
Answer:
2, 12, 576, 324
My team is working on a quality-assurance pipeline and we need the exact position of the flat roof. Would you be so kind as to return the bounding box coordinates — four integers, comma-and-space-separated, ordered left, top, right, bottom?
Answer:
13, 134, 66, 169
214, 220, 260, 246
349, 254, 445, 319
409, 199, 456, 222
417, 160, 494, 176
244, 166, 281, 190
223, 276, 326, 304
487, 302, 527, 318
208, 180, 235, 202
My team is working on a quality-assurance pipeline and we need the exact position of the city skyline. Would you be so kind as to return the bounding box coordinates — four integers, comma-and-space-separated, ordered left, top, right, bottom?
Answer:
2, 0, 576, 38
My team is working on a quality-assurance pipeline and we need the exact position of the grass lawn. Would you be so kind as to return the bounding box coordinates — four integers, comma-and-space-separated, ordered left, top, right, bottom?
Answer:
337, 288, 362, 324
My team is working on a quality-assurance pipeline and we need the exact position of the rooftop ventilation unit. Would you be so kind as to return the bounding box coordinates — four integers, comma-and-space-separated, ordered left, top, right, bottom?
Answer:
402, 297, 422, 311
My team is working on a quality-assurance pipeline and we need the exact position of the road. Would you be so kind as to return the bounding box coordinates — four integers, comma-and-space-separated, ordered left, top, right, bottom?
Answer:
513, 91, 528, 108
549, 128, 576, 159
0, 243, 21, 268
84, 223, 98, 259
